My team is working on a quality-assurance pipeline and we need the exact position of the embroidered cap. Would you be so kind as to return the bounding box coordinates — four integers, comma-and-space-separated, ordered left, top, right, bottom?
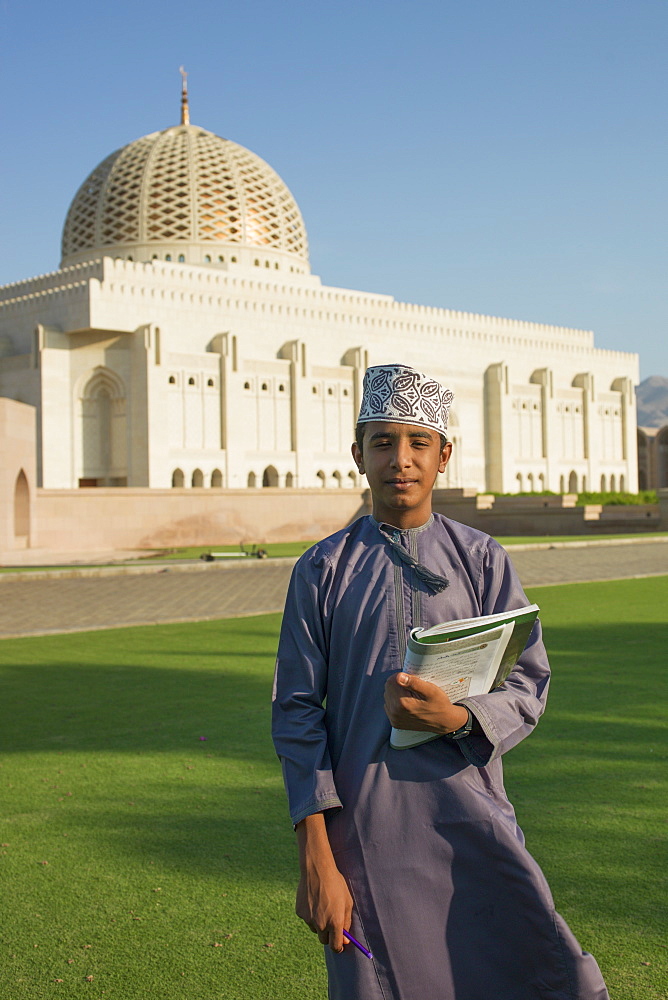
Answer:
357, 364, 454, 436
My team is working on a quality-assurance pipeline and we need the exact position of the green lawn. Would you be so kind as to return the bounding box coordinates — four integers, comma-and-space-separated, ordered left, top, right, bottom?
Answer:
1, 578, 666, 999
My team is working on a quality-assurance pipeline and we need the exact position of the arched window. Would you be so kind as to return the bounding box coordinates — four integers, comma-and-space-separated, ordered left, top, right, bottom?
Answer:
192, 469, 204, 488
204, 255, 211, 263
516, 472, 523, 492
172, 468, 185, 488
165, 254, 172, 261
211, 469, 223, 487
316, 470, 326, 488
600, 474, 607, 491
178, 254, 185, 263
620, 474, 626, 491
332, 470, 343, 488
559, 475, 565, 493
247, 471, 257, 488
610, 474, 616, 492
527, 473, 535, 491
285, 471, 294, 487
568, 471, 578, 493
262, 465, 279, 487
207, 378, 214, 387
188, 377, 195, 386
168, 375, 176, 384
14, 469, 30, 543
347, 470, 357, 487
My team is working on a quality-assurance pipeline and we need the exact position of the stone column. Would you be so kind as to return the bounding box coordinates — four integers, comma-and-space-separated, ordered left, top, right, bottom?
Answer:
483, 362, 508, 492
612, 376, 638, 491
530, 367, 553, 489
572, 372, 594, 490
278, 339, 302, 485
209, 332, 233, 486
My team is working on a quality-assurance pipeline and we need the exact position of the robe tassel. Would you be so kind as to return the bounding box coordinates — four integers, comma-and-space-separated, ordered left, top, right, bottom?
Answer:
380, 529, 450, 593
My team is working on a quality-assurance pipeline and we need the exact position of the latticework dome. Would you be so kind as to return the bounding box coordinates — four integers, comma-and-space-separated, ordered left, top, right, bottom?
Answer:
61, 124, 309, 271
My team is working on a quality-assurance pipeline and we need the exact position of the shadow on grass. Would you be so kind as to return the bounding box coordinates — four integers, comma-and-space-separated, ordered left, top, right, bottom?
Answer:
0, 616, 283, 761
0, 616, 666, 923
0, 618, 665, 755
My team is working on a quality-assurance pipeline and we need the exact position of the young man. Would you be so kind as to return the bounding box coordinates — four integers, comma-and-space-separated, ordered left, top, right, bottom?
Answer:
272, 364, 609, 1000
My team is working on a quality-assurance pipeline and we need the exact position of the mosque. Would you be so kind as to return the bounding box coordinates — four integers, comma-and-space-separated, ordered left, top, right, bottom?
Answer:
0, 78, 639, 497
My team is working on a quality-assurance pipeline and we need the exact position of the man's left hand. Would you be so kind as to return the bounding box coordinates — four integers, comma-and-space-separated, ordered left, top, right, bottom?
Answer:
384, 672, 470, 734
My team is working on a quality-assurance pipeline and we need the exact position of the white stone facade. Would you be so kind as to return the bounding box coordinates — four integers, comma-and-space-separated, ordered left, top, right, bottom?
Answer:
0, 118, 639, 494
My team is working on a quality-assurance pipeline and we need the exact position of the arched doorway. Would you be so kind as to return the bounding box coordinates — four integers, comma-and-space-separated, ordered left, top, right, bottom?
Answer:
80, 368, 127, 486
263, 465, 279, 487
211, 469, 223, 487
192, 468, 204, 487
14, 469, 30, 546
172, 468, 185, 487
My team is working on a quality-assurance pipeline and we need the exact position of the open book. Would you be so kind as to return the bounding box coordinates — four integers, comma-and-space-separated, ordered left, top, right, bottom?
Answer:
390, 604, 540, 749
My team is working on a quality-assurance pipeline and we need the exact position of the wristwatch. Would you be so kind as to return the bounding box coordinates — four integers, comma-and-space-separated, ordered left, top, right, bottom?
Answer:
444, 708, 474, 740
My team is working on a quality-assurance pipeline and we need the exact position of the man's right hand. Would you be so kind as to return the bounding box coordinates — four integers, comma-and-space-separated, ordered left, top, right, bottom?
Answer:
295, 813, 353, 953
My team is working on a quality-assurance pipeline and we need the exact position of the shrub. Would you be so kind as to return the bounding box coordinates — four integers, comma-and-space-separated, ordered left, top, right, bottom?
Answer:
576, 491, 658, 506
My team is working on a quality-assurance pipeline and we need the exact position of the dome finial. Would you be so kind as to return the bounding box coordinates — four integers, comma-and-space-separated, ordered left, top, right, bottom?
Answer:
179, 66, 190, 125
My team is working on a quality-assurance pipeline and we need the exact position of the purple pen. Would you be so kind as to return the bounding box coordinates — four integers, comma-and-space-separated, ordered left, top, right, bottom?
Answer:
343, 928, 373, 959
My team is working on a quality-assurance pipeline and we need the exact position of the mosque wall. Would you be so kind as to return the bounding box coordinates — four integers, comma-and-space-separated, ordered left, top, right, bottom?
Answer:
0, 396, 661, 563
0, 255, 640, 494
32, 486, 371, 552
0, 399, 36, 552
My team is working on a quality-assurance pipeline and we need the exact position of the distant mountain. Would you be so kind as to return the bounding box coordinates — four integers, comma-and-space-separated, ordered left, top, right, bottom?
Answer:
636, 376, 668, 428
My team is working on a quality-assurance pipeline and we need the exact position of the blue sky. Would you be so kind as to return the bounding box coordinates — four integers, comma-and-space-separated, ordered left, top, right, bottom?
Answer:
1, 0, 665, 378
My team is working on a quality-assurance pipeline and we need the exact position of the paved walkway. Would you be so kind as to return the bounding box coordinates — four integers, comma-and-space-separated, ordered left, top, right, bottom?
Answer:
0, 540, 666, 639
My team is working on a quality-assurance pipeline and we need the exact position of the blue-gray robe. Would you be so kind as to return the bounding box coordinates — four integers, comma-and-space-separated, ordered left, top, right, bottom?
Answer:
272, 514, 609, 1000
